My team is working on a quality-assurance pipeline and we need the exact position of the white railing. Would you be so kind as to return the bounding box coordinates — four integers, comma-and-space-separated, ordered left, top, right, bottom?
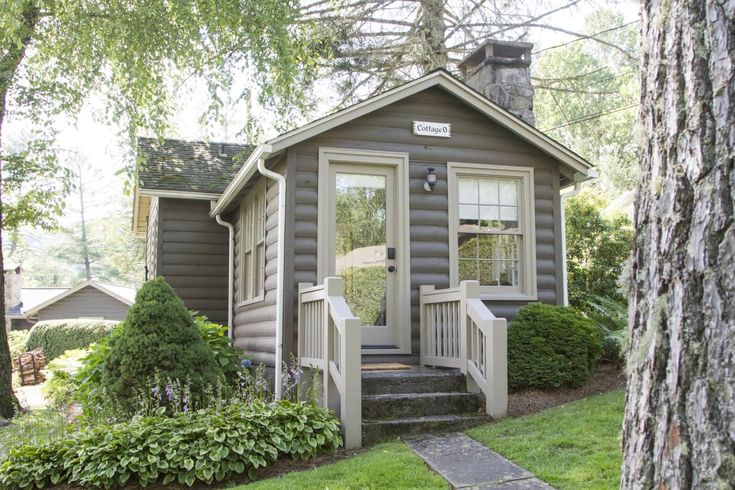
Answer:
298, 277, 362, 448
419, 280, 508, 418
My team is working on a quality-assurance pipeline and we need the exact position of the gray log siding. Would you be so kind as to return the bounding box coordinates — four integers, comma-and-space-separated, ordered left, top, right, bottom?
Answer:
155, 198, 229, 324
146, 197, 159, 277
36, 286, 130, 321
231, 160, 285, 367
281, 87, 564, 360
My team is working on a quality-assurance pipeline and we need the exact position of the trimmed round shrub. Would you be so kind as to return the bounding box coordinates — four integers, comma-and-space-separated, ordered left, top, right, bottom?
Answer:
24, 319, 118, 361
101, 277, 222, 410
508, 303, 603, 391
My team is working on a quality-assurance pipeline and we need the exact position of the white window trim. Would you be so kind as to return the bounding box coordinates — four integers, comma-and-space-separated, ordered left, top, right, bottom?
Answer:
238, 182, 266, 307
447, 162, 538, 301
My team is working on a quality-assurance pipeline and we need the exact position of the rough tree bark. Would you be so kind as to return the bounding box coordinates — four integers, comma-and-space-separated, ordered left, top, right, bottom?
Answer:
417, 0, 448, 72
622, 0, 734, 488
0, 2, 40, 419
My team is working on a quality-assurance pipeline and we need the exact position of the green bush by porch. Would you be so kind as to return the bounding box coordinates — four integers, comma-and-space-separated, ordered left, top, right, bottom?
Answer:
508, 303, 603, 391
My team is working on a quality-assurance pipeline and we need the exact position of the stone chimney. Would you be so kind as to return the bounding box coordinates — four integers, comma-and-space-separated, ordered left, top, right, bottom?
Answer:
4, 266, 21, 332
458, 40, 535, 126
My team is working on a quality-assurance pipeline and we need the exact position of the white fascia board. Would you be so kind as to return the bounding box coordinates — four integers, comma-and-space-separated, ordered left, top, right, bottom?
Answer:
211, 71, 593, 214
23, 280, 133, 317
138, 189, 221, 200
210, 144, 273, 217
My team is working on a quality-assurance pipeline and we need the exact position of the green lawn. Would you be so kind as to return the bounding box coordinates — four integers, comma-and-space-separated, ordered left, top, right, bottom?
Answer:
230, 442, 447, 490
467, 389, 625, 490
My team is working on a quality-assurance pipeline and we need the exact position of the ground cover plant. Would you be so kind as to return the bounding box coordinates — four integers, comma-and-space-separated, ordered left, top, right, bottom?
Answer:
23, 319, 118, 361
0, 400, 341, 488
0, 410, 70, 461
468, 389, 624, 489
8, 330, 30, 360
508, 303, 603, 391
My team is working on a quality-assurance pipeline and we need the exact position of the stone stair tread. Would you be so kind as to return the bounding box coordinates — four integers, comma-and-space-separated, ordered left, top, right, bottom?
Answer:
362, 391, 478, 400
363, 413, 487, 425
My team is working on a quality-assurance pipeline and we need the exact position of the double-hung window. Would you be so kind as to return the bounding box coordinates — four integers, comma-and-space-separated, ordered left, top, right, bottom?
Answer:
448, 163, 537, 300
239, 184, 266, 304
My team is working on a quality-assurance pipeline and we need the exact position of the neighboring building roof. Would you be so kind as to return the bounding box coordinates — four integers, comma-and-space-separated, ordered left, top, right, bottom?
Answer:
211, 69, 595, 216
22, 280, 136, 318
137, 137, 255, 195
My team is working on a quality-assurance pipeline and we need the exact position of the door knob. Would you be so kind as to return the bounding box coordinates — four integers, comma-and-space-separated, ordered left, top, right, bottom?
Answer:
387, 265, 396, 272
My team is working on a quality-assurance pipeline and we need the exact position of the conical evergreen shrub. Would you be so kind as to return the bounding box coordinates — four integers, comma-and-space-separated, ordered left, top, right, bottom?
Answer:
102, 277, 222, 409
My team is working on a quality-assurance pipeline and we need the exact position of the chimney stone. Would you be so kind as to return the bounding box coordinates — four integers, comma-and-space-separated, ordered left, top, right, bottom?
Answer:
459, 40, 536, 126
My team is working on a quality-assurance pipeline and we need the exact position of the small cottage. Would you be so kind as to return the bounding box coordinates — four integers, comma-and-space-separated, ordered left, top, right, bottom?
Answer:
134, 40, 594, 447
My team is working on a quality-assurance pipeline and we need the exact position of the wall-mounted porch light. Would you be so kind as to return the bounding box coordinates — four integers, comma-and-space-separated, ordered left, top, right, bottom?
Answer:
424, 167, 437, 191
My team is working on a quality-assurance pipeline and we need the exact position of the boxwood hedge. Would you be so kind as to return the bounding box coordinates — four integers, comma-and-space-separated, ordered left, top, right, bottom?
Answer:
508, 303, 603, 391
0, 400, 342, 488
24, 319, 119, 360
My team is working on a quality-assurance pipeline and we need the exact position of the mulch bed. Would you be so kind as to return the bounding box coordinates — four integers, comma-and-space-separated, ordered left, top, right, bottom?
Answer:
507, 363, 626, 418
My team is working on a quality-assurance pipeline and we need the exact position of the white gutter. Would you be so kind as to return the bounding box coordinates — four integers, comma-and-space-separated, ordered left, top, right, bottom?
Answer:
210, 144, 273, 217
256, 157, 286, 401
214, 213, 235, 339
560, 169, 597, 306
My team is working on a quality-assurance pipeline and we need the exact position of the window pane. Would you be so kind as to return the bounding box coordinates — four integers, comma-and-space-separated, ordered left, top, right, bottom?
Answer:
499, 180, 518, 206
499, 206, 519, 230
458, 259, 478, 281
457, 233, 477, 258
479, 179, 499, 205
459, 204, 479, 231
458, 178, 478, 204
479, 205, 500, 231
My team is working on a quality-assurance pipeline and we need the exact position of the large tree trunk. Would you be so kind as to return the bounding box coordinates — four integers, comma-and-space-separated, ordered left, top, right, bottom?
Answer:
0, 2, 40, 419
417, 0, 447, 72
622, 0, 735, 488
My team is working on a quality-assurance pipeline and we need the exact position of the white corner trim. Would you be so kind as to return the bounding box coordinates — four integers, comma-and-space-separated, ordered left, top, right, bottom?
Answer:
447, 162, 538, 301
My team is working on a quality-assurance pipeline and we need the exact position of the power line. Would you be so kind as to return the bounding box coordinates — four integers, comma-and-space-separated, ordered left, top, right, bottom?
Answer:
533, 20, 640, 55
540, 102, 639, 131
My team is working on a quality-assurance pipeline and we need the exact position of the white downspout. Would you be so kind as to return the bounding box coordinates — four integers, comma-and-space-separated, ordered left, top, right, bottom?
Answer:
559, 170, 596, 306
214, 214, 235, 339
256, 157, 286, 401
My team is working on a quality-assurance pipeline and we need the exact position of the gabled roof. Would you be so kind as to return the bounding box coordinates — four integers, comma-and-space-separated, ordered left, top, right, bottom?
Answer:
211, 69, 594, 216
23, 280, 136, 318
137, 137, 255, 195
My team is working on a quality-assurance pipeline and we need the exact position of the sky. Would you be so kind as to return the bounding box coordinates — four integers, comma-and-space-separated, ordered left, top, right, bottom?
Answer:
4, 0, 640, 227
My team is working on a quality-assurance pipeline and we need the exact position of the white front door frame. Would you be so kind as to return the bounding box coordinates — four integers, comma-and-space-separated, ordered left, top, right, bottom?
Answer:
317, 147, 412, 355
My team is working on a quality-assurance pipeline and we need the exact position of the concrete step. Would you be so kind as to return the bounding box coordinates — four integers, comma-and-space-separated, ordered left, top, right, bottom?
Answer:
362, 367, 466, 395
362, 392, 483, 419
362, 413, 489, 446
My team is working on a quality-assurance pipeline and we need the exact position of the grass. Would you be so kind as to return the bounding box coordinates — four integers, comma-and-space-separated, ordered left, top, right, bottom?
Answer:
467, 389, 625, 490
230, 442, 447, 489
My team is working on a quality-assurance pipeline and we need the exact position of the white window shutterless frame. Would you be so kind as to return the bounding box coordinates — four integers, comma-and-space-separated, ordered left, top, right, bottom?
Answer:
447, 162, 537, 301
238, 182, 266, 305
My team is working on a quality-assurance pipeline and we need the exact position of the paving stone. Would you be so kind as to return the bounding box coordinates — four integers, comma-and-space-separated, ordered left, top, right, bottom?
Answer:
406, 432, 553, 489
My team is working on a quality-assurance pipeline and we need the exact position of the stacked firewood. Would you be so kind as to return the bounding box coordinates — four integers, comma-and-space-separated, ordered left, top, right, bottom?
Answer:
16, 349, 46, 386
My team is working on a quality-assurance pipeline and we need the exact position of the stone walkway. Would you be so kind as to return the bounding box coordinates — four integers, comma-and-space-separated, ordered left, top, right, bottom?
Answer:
406, 432, 554, 489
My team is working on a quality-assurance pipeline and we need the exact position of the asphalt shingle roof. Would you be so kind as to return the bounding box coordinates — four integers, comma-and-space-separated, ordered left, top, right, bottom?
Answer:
137, 137, 254, 194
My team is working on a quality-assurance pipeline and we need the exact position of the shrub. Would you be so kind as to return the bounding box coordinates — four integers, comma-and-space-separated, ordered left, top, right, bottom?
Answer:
565, 191, 633, 308
0, 400, 342, 488
8, 330, 30, 359
583, 295, 628, 364
508, 303, 603, 391
193, 314, 245, 380
24, 319, 118, 361
42, 349, 87, 410
101, 278, 222, 412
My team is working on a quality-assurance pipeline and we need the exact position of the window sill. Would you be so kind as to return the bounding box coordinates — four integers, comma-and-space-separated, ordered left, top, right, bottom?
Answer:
236, 295, 265, 308
479, 291, 538, 302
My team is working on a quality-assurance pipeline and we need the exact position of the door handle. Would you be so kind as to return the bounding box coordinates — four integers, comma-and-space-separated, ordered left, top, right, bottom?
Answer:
387, 265, 396, 272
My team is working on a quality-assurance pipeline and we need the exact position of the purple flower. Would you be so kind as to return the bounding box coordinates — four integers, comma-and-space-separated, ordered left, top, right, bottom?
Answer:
165, 383, 174, 402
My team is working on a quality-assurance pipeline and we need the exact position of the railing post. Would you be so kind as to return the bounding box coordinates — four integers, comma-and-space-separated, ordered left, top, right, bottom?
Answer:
323, 278, 339, 415
486, 317, 508, 418
419, 285, 435, 366
324, 277, 362, 449
297, 282, 313, 363
458, 281, 479, 376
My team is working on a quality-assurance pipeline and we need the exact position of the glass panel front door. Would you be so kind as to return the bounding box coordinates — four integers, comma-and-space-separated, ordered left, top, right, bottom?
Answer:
330, 165, 396, 347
